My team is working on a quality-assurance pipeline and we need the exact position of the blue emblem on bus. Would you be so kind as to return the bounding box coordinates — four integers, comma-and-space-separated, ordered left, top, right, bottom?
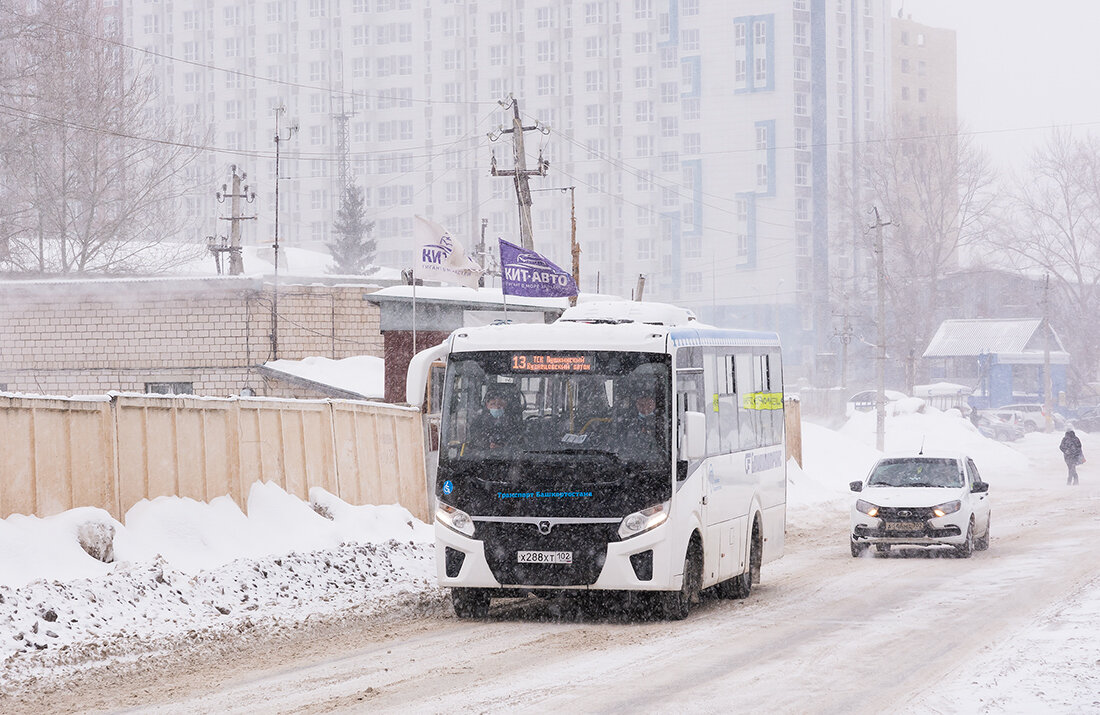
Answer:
442, 480, 454, 495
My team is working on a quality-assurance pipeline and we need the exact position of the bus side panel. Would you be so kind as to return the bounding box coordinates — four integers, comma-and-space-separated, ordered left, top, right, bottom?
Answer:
761, 502, 786, 564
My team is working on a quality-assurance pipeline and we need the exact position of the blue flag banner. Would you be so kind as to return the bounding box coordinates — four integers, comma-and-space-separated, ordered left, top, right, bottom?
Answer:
499, 239, 578, 298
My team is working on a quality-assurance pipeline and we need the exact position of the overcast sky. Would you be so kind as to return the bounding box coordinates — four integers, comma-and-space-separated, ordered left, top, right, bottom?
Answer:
897, 0, 1100, 173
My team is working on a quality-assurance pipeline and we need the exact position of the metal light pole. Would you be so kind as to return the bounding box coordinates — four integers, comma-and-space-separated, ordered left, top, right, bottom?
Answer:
531, 186, 579, 304
272, 106, 297, 360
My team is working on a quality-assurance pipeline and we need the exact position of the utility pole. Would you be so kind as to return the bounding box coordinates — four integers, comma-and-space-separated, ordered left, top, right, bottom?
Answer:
489, 94, 550, 250
870, 206, 892, 452
1042, 273, 1054, 432
567, 186, 579, 307
833, 300, 854, 389
215, 164, 256, 275
272, 106, 298, 361
532, 186, 580, 305
478, 218, 488, 288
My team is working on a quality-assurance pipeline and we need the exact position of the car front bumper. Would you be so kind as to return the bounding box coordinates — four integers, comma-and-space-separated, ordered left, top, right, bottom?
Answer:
851, 513, 968, 546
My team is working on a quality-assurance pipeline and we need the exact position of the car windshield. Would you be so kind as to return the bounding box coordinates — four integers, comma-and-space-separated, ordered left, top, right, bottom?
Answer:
866, 458, 964, 488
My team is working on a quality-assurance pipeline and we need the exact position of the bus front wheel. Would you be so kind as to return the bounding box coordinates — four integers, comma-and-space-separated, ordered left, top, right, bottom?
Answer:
664, 540, 702, 620
451, 587, 490, 619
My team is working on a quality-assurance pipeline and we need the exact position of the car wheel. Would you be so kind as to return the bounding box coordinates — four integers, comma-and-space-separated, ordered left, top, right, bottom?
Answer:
850, 538, 868, 557
975, 514, 991, 551
451, 587, 491, 619
955, 519, 975, 558
664, 540, 702, 620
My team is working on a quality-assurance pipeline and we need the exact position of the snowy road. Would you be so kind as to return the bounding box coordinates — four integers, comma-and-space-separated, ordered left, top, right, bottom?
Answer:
34, 479, 1097, 715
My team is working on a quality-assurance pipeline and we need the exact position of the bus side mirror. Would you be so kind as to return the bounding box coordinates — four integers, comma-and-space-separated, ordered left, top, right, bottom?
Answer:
683, 411, 706, 460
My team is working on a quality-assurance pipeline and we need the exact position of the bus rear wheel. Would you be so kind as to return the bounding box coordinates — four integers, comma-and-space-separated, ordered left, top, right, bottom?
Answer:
664, 540, 702, 620
451, 587, 490, 619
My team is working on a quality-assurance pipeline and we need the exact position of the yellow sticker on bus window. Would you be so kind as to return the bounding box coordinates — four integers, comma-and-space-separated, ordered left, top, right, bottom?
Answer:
713, 394, 720, 412
742, 392, 784, 410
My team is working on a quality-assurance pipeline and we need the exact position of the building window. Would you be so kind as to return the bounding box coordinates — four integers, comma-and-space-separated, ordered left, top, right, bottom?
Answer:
635, 66, 653, 88
794, 57, 808, 81
489, 12, 508, 32
585, 104, 605, 125
537, 6, 554, 28
796, 198, 809, 221
660, 116, 678, 137
634, 0, 653, 19
685, 272, 703, 294
537, 75, 557, 95
682, 29, 700, 51
490, 46, 508, 66
585, 36, 606, 58
795, 93, 808, 116
635, 101, 654, 122
537, 40, 557, 62
918, 87, 927, 103
146, 382, 193, 395
585, 71, 604, 92
901, 86, 910, 101
794, 127, 808, 150
794, 22, 807, 46
634, 32, 653, 54
796, 163, 809, 186
901, 58, 910, 74
755, 125, 768, 150
585, 2, 605, 24
683, 133, 700, 154
682, 98, 700, 121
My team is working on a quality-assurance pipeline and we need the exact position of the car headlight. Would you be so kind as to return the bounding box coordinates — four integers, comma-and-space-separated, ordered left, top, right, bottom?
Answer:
436, 501, 475, 537
618, 502, 669, 539
855, 499, 880, 517
932, 500, 962, 518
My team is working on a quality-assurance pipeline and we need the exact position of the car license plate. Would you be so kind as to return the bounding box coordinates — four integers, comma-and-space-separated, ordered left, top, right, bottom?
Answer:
886, 521, 923, 532
517, 550, 572, 564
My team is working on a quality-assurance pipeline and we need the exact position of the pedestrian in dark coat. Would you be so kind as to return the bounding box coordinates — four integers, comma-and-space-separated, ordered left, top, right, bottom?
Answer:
1059, 425, 1085, 486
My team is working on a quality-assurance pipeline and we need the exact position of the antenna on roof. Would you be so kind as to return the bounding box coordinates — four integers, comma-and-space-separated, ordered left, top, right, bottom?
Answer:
918, 435, 925, 455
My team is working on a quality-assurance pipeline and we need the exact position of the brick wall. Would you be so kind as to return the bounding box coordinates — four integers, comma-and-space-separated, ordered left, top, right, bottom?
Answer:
0, 277, 383, 397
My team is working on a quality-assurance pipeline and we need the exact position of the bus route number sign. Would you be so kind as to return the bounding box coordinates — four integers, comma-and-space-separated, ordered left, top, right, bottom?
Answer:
510, 354, 592, 372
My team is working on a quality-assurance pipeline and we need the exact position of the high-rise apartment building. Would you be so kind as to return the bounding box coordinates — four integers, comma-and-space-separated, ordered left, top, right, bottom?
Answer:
123, 0, 892, 377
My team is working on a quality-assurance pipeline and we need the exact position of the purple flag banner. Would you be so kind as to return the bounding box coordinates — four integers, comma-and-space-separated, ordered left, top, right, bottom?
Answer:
499, 239, 578, 298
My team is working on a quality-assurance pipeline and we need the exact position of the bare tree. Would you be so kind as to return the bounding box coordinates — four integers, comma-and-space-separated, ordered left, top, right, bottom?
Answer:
833, 116, 997, 391
986, 129, 1100, 388
0, 0, 203, 276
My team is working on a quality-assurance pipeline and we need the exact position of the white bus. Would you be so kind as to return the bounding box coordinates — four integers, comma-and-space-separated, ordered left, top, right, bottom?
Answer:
408, 302, 786, 619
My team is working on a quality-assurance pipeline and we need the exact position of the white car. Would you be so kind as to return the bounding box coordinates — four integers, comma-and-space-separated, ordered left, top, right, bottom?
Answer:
849, 452, 991, 557
996, 403, 1065, 432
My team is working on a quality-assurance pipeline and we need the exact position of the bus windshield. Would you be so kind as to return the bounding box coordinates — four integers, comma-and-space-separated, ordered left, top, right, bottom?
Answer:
441, 350, 672, 465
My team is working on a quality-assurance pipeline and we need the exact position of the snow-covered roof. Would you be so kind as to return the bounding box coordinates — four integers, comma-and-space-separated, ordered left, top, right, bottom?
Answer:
559, 300, 696, 326
262, 356, 385, 400
923, 319, 1066, 358
912, 382, 974, 397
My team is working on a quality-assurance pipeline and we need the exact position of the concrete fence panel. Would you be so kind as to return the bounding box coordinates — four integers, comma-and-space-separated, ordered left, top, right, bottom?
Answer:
0, 397, 117, 520
330, 401, 428, 520
0, 394, 427, 523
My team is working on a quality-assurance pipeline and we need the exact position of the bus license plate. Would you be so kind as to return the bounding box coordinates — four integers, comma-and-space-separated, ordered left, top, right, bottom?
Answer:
517, 550, 572, 564
886, 521, 923, 532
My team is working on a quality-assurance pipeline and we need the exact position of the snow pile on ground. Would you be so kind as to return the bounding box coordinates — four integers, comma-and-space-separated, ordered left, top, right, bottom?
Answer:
0, 483, 441, 692
264, 355, 385, 399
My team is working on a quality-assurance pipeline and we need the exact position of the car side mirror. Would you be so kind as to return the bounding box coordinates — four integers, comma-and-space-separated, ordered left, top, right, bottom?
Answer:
849, 480, 863, 492
972, 481, 989, 493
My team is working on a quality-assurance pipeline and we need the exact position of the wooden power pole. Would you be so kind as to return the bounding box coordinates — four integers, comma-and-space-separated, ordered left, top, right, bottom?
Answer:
489, 95, 549, 250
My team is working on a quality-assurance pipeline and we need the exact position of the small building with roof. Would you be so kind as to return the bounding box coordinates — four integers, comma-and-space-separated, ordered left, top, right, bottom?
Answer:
922, 318, 1069, 409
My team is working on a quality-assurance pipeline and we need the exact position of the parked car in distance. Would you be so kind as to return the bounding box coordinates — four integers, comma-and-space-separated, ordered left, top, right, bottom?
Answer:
846, 389, 907, 416
975, 410, 1025, 442
1072, 406, 1100, 432
996, 403, 1065, 432
850, 453, 991, 558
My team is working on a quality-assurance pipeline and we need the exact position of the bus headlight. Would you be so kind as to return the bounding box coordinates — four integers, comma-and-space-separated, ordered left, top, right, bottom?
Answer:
437, 501, 475, 537
618, 502, 669, 539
